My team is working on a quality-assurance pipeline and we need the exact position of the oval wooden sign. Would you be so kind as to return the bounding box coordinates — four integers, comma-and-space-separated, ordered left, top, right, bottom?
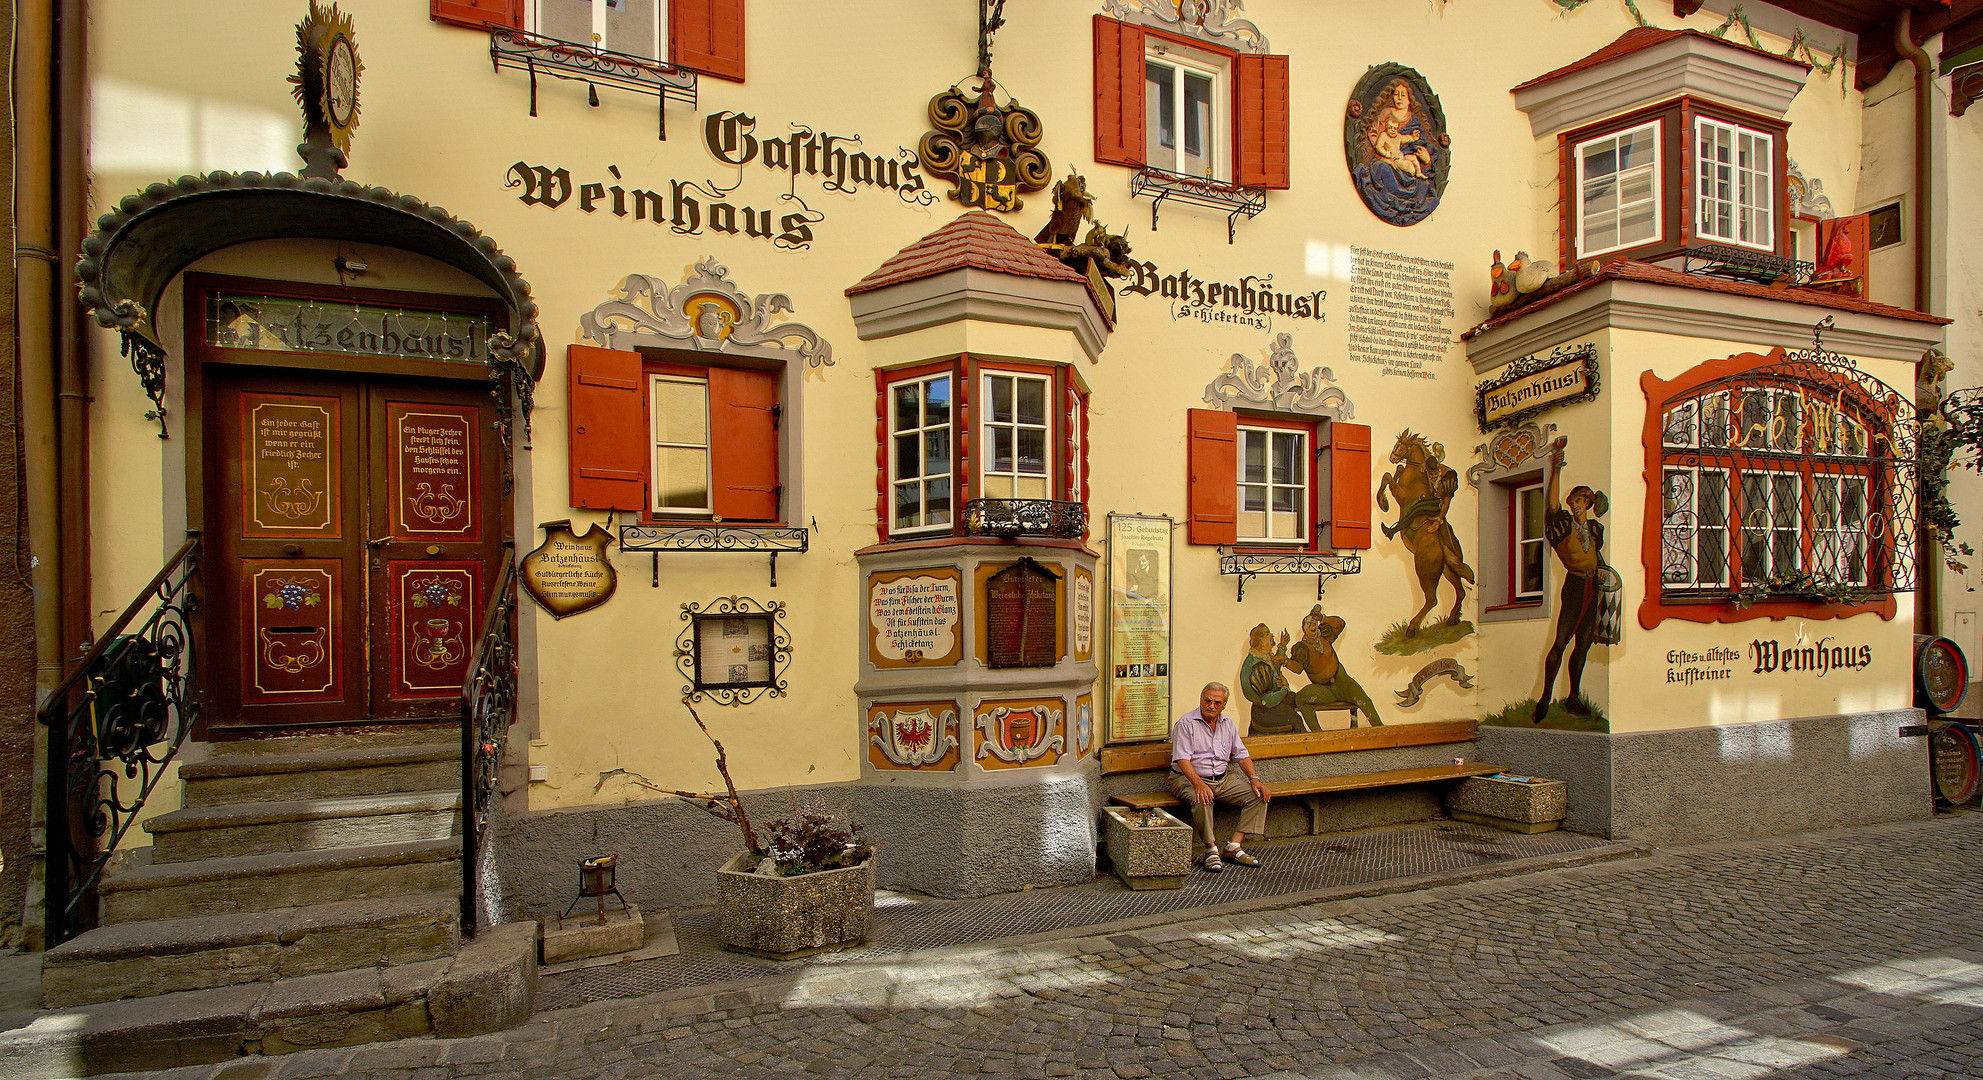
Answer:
520, 520, 616, 619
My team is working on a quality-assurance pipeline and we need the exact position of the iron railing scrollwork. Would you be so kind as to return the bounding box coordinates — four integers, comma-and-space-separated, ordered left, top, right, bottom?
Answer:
39, 533, 201, 947
460, 545, 519, 936
1130, 166, 1266, 243
488, 27, 698, 140
1678, 242, 1814, 287
1218, 548, 1363, 602
962, 499, 1087, 540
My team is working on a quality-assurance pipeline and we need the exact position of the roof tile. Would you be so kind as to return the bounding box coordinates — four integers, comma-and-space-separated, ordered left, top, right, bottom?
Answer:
846, 211, 1089, 296
1511, 26, 1808, 95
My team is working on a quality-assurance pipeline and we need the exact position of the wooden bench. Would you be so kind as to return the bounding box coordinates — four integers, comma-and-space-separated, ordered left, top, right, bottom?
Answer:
1103, 720, 1494, 819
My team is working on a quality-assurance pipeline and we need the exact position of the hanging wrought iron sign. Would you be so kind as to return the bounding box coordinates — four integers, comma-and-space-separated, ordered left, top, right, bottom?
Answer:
916, 1, 1050, 213
1474, 343, 1600, 432
520, 520, 617, 619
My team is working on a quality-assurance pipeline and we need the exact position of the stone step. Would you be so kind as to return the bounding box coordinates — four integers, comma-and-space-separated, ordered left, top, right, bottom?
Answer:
41, 892, 461, 1007
179, 744, 457, 806
0, 923, 536, 1078
145, 790, 462, 862
206, 726, 456, 758
99, 837, 461, 924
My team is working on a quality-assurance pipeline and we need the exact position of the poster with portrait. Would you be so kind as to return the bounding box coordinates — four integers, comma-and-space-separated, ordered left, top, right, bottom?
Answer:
1106, 513, 1173, 743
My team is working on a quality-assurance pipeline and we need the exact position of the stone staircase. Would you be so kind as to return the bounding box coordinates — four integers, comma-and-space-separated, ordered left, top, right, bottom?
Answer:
0, 731, 535, 1078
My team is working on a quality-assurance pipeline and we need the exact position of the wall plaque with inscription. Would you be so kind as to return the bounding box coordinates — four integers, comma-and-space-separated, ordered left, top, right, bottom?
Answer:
986, 559, 1060, 669
389, 402, 478, 538
520, 520, 616, 619
868, 568, 963, 668
243, 392, 340, 537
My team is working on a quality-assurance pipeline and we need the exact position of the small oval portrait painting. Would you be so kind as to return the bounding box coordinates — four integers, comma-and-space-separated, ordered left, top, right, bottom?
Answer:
1344, 64, 1450, 227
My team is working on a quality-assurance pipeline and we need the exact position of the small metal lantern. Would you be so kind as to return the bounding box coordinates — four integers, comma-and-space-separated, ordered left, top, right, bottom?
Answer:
562, 854, 628, 926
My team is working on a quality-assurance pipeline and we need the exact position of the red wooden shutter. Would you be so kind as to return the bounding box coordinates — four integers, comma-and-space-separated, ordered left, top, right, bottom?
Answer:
1233, 53, 1290, 189
1326, 423, 1372, 549
1093, 16, 1146, 168
568, 345, 646, 511
709, 367, 780, 522
672, 0, 746, 83
431, 0, 522, 31
1186, 409, 1238, 546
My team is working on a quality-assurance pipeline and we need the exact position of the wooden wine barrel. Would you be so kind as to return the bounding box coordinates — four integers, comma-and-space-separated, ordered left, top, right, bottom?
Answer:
1914, 634, 1970, 715
1930, 720, 1982, 805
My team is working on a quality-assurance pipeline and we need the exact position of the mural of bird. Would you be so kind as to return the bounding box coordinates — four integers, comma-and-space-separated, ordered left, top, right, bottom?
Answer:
1812, 224, 1855, 282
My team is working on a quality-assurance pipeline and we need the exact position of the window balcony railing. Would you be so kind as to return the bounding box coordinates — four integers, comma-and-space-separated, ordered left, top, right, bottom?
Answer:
962, 499, 1087, 540
489, 26, 697, 139
1130, 167, 1265, 243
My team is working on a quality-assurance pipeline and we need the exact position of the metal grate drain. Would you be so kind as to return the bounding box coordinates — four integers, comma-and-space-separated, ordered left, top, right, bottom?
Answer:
538, 820, 1614, 1012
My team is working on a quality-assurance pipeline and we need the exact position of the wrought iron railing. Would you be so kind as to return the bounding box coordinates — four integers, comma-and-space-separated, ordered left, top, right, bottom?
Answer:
963, 498, 1087, 539
460, 544, 519, 936
39, 533, 201, 947
1129, 166, 1266, 243
489, 26, 697, 139
1677, 242, 1814, 287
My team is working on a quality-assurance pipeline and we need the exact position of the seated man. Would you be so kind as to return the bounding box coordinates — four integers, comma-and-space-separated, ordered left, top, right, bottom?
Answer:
1168, 683, 1270, 872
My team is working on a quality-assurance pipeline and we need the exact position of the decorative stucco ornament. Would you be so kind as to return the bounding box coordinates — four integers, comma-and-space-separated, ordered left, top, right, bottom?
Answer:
1466, 420, 1560, 489
869, 707, 960, 768
976, 706, 1065, 765
579, 258, 832, 371
1202, 334, 1353, 418
1101, 0, 1269, 53
1786, 159, 1836, 219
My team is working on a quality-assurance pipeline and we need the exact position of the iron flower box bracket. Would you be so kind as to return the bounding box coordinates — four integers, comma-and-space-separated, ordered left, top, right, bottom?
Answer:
1677, 243, 1813, 287
1218, 547, 1362, 602
1130, 167, 1265, 244
489, 27, 697, 140
618, 523, 810, 587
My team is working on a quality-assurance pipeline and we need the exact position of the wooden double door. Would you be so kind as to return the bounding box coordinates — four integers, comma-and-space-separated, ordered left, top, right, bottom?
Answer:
205, 369, 505, 733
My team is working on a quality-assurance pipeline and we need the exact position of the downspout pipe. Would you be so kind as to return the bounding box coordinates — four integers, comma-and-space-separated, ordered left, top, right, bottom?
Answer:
1896, 10, 1940, 637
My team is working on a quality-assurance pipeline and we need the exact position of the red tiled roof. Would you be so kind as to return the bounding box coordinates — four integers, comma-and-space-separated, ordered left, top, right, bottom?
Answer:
1511, 26, 1809, 94
846, 211, 1089, 296
1461, 258, 1950, 340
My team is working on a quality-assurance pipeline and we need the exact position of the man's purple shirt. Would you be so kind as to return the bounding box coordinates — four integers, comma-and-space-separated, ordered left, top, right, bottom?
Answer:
1171, 708, 1250, 777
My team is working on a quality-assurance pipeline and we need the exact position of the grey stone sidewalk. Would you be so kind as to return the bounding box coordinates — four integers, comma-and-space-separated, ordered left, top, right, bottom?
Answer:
98, 813, 1983, 1078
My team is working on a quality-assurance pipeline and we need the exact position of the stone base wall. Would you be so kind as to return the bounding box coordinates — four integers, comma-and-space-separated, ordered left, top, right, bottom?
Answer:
856, 770, 1098, 898
1476, 709, 1933, 844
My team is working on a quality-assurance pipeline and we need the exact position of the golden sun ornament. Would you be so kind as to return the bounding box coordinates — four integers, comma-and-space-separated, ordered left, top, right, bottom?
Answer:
289, 1, 361, 155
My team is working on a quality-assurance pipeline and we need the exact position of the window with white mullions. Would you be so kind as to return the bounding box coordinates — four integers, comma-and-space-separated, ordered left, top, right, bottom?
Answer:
1145, 46, 1224, 179
1513, 480, 1548, 601
1812, 474, 1869, 585
982, 373, 1051, 500
1237, 426, 1307, 542
889, 374, 952, 533
1661, 468, 1730, 588
1696, 118, 1773, 251
1739, 469, 1802, 582
1575, 121, 1661, 258
650, 374, 710, 513
534, 0, 665, 59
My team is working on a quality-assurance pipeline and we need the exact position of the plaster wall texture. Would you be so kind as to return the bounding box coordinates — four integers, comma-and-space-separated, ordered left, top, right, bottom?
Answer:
75, 0, 1921, 841
1479, 708, 1931, 843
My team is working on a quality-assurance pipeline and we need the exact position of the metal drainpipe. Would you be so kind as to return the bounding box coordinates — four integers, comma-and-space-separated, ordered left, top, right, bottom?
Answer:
53, 0, 89, 675
1895, 10, 1940, 635
15, 0, 60, 693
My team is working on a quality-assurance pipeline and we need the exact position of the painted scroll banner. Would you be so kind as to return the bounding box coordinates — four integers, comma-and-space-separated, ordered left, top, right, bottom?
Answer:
868, 568, 963, 668
1107, 514, 1173, 744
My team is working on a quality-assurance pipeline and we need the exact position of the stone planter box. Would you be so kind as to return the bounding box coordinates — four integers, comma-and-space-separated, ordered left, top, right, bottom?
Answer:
1447, 774, 1567, 833
716, 853, 875, 959
1103, 806, 1194, 890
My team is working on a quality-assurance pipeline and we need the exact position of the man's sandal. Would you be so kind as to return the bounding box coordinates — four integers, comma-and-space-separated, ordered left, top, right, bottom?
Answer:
1200, 850, 1224, 872
1222, 844, 1260, 867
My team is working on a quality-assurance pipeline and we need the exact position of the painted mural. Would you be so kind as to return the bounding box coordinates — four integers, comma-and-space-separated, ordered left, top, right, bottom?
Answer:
1375, 430, 1476, 653
1344, 64, 1448, 227
1238, 606, 1382, 733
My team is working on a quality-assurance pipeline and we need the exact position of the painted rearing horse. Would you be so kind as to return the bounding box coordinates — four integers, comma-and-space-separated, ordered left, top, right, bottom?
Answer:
1374, 431, 1476, 633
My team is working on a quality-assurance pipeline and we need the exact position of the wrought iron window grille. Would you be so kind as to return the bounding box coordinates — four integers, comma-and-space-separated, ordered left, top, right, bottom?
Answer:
1656, 319, 1917, 605
488, 27, 697, 140
39, 532, 201, 947
674, 595, 791, 706
962, 498, 1087, 540
618, 522, 810, 588
1218, 546, 1363, 602
1676, 242, 1813, 287
1130, 167, 1265, 244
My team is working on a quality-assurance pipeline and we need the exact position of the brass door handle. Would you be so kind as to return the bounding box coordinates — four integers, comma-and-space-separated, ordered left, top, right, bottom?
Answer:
365, 535, 392, 548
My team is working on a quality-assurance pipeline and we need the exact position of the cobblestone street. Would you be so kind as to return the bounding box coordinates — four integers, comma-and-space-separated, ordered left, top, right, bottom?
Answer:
147, 814, 1983, 1080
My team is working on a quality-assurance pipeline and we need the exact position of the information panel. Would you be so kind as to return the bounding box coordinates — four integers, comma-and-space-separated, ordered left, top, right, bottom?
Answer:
1106, 513, 1173, 744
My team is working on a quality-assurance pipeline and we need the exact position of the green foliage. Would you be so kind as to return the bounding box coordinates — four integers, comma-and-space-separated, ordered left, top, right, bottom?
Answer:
1481, 696, 1608, 733
1731, 571, 1871, 610
1375, 619, 1476, 656
1923, 414, 1976, 576
765, 794, 873, 877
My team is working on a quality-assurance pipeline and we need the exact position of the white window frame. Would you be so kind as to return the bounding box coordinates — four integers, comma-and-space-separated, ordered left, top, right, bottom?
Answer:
1812, 473, 1870, 587
1739, 467, 1803, 583
1694, 118, 1775, 252
1236, 424, 1310, 544
649, 372, 711, 516
1144, 42, 1228, 181
887, 372, 954, 536
1512, 480, 1548, 602
1573, 119, 1663, 260
1661, 466, 1732, 589
980, 372, 1053, 502
533, 0, 666, 59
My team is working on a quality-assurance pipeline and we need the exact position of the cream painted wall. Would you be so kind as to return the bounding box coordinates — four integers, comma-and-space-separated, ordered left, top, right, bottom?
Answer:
83, 1, 1924, 812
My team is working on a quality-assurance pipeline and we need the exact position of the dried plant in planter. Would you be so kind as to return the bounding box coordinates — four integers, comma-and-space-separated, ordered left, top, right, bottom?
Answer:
763, 793, 873, 877
625, 700, 765, 858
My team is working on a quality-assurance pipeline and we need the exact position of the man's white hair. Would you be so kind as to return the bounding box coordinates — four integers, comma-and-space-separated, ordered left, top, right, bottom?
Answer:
1201, 682, 1229, 698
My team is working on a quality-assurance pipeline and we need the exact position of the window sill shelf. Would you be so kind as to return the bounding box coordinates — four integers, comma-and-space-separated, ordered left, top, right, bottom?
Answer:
488, 26, 698, 140
1130, 167, 1265, 243
618, 522, 808, 588
1217, 547, 1362, 602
